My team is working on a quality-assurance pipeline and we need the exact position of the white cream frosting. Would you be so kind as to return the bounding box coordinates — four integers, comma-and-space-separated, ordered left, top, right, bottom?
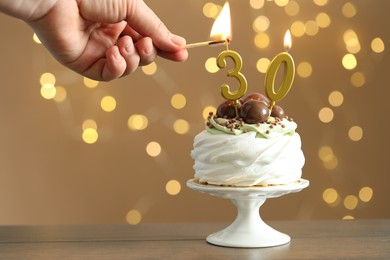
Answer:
191, 117, 305, 186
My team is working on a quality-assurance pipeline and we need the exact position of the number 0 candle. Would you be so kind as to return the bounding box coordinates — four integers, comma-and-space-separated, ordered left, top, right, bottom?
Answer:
265, 30, 295, 110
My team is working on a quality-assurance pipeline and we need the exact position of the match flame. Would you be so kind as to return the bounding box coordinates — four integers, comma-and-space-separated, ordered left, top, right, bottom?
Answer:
284, 30, 292, 51
210, 2, 232, 42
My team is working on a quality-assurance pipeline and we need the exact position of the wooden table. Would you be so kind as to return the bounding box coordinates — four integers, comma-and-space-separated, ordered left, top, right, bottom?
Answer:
0, 220, 389, 259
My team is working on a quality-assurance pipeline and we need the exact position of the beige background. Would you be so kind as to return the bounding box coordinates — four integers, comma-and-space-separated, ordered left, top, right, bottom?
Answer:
0, 0, 389, 225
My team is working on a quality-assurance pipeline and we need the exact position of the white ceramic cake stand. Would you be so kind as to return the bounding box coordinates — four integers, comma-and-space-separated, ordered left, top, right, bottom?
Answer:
186, 178, 309, 248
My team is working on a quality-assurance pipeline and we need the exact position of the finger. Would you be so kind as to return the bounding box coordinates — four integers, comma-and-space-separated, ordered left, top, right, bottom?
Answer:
102, 45, 127, 80
116, 35, 140, 76
158, 49, 189, 62
134, 37, 157, 66
125, 0, 186, 52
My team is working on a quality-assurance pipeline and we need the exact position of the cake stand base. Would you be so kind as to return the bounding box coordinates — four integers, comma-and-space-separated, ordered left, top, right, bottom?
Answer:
187, 179, 309, 248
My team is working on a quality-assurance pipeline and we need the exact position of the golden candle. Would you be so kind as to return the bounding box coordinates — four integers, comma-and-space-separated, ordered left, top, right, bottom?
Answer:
265, 30, 295, 110
212, 2, 248, 117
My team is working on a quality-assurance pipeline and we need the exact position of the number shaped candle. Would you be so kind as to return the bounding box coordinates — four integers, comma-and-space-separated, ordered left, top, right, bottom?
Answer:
217, 50, 248, 117
265, 30, 295, 110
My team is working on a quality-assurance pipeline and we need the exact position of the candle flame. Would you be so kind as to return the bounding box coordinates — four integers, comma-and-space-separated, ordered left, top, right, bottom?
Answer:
210, 2, 232, 42
284, 30, 292, 51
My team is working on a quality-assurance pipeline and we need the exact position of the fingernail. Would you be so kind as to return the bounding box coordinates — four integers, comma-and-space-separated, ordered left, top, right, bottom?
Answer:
171, 35, 186, 47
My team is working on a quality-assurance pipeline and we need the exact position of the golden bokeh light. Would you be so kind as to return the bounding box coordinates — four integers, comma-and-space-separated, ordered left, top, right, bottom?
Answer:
275, 0, 289, 7
305, 20, 319, 36
205, 57, 219, 73
313, 0, 328, 6
82, 119, 97, 130
323, 156, 338, 170
254, 33, 270, 49
126, 209, 142, 225
165, 179, 181, 196
284, 1, 299, 16
82, 128, 98, 144
249, 0, 265, 9
128, 114, 148, 131
253, 16, 270, 33
348, 125, 363, 141
53, 86, 67, 103
359, 187, 373, 203
328, 91, 344, 107
33, 33, 42, 44
318, 146, 334, 162
203, 2, 221, 19
344, 195, 358, 210
342, 54, 357, 70
316, 12, 331, 28
142, 62, 157, 75
256, 58, 271, 73
350, 71, 366, 87
146, 141, 161, 157
342, 215, 355, 220
40, 84, 57, 100
171, 93, 187, 109
100, 95, 117, 112
371, 37, 385, 53
342, 2, 357, 18
173, 119, 190, 135
290, 21, 305, 37
40, 72, 56, 86
297, 62, 312, 78
318, 107, 334, 123
322, 188, 340, 206
202, 106, 216, 120
83, 77, 99, 88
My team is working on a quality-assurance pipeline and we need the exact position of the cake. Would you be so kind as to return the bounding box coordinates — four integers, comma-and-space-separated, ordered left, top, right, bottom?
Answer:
191, 92, 305, 187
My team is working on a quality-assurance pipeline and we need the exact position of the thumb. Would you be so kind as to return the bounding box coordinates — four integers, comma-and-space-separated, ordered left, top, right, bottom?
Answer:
125, 0, 186, 52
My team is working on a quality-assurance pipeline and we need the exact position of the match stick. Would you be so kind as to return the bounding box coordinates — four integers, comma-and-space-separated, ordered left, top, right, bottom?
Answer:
186, 40, 226, 49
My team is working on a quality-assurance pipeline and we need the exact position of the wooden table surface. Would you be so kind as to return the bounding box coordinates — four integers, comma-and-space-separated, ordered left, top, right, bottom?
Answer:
0, 219, 389, 259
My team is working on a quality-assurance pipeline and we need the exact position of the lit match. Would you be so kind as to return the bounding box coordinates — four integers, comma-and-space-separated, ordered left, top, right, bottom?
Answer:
186, 40, 227, 49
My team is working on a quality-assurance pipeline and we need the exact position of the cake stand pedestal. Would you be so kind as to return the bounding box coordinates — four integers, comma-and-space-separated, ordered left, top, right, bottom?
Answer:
186, 179, 309, 248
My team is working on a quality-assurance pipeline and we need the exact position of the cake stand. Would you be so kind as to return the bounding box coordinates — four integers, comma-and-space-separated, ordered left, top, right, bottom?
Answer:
186, 178, 309, 248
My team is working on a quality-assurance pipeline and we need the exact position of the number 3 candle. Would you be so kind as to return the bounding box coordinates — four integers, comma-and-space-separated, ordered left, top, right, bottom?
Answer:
265, 30, 295, 111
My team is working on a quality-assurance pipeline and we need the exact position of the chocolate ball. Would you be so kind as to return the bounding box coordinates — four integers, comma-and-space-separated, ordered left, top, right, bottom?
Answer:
216, 100, 241, 118
243, 92, 270, 107
240, 100, 270, 124
271, 105, 286, 119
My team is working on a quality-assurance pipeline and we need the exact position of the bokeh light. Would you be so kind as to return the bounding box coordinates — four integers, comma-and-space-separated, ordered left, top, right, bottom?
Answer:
313, 0, 328, 6
142, 62, 157, 75
203, 2, 221, 19
100, 96, 117, 112
305, 20, 319, 36
359, 187, 373, 202
256, 58, 271, 73
253, 16, 270, 33
128, 114, 148, 131
53, 86, 67, 103
173, 119, 190, 135
83, 77, 99, 88
342, 54, 357, 70
171, 93, 187, 109
316, 12, 331, 28
318, 107, 334, 123
40, 84, 57, 100
82, 119, 97, 130
205, 57, 219, 73
328, 91, 344, 107
165, 180, 181, 196
40, 72, 56, 86
146, 141, 162, 157
322, 188, 340, 206
202, 106, 216, 120
348, 125, 363, 141
344, 195, 359, 210
254, 33, 270, 49
371, 37, 385, 53
249, 0, 265, 9
297, 62, 312, 78
126, 209, 142, 225
290, 21, 305, 37
350, 71, 366, 87
342, 2, 357, 18
82, 128, 98, 144
284, 1, 300, 16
